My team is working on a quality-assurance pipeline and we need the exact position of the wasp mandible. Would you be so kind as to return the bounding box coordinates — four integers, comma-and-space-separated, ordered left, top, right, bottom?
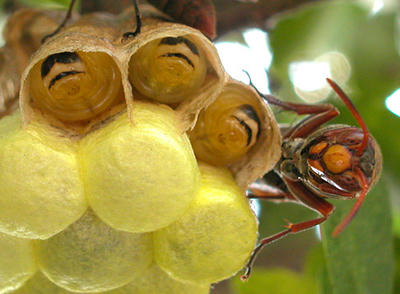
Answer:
242, 78, 382, 279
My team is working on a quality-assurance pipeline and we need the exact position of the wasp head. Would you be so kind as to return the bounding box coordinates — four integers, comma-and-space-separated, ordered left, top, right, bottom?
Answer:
301, 79, 383, 236
302, 124, 381, 195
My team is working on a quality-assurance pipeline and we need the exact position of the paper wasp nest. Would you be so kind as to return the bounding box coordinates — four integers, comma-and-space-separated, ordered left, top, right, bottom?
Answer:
0, 6, 281, 294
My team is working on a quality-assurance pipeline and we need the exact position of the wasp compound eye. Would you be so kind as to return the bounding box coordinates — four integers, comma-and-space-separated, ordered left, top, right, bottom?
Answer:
129, 36, 207, 104
29, 51, 123, 122
189, 85, 262, 166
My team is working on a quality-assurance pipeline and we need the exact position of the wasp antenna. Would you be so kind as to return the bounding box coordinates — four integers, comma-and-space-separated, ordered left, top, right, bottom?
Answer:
326, 78, 369, 156
41, 0, 77, 43
123, 0, 142, 39
243, 70, 283, 107
332, 168, 368, 237
242, 70, 255, 88
242, 70, 269, 98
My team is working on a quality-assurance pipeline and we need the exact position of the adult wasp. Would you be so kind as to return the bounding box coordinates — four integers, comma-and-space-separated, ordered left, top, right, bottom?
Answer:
242, 78, 382, 279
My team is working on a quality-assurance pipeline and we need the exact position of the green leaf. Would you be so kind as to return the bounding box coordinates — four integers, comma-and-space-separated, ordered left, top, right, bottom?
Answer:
304, 244, 331, 294
255, 200, 320, 269
231, 267, 317, 294
321, 178, 394, 294
393, 212, 400, 237
17, 0, 74, 9
393, 236, 400, 293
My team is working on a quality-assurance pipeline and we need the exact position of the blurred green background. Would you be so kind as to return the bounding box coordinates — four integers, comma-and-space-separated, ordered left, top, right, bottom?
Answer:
215, 1, 398, 293
2, 0, 398, 293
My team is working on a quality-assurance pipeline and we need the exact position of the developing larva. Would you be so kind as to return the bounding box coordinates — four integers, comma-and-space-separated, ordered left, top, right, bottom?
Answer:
128, 36, 207, 104
29, 51, 123, 122
189, 85, 262, 166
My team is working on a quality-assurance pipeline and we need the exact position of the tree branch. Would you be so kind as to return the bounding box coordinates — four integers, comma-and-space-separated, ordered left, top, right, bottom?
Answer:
9, 0, 327, 37
82, 0, 328, 37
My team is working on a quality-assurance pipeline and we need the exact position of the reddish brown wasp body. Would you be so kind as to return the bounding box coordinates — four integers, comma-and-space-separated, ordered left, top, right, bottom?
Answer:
242, 78, 382, 279
147, 0, 216, 39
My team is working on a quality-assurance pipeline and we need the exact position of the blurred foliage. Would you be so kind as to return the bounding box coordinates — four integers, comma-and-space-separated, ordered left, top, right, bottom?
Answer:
394, 236, 400, 293
322, 179, 393, 294
14, 0, 75, 9
231, 1, 397, 294
231, 267, 318, 294
303, 244, 331, 294
269, 0, 400, 175
253, 200, 319, 270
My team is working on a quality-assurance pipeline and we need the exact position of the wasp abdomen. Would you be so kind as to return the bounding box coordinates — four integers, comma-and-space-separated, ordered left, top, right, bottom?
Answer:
160, 36, 199, 55
48, 71, 84, 90
29, 51, 123, 122
41, 52, 80, 77
41, 52, 86, 92
160, 53, 194, 67
129, 36, 207, 104
189, 87, 262, 166
232, 104, 261, 146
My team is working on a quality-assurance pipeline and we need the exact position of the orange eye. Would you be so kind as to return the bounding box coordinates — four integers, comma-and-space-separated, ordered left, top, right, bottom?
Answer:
322, 144, 351, 174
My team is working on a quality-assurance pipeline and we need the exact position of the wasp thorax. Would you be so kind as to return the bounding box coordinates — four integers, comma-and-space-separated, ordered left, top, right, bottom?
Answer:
189, 86, 262, 166
29, 51, 123, 122
129, 36, 207, 104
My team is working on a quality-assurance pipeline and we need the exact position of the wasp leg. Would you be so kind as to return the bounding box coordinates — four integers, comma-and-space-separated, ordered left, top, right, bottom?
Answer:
285, 107, 339, 138
246, 73, 340, 138
247, 171, 296, 202
247, 72, 366, 140
122, 0, 142, 39
41, 0, 77, 43
326, 79, 369, 155
260, 94, 340, 139
241, 177, 334, 280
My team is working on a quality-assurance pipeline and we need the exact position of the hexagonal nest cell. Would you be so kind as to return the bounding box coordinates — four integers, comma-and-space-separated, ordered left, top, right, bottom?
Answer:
0, 5, 282, 294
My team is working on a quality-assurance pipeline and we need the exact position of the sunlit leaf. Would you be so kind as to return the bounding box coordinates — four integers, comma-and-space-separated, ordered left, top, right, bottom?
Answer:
231, 268, 317, 294
321, 178, 393, 294
303, 244, 331, 294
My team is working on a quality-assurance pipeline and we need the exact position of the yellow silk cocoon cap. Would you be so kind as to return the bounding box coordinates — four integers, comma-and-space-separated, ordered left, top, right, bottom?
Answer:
80, 102, 200, 233
14, 264, 210, 294
35, 210, 153, 293
0, 112, 87, 239
154, 163, 258, 284
0, 232, 37, 293
12, 272, 71, 294
108, 263, 210, 294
